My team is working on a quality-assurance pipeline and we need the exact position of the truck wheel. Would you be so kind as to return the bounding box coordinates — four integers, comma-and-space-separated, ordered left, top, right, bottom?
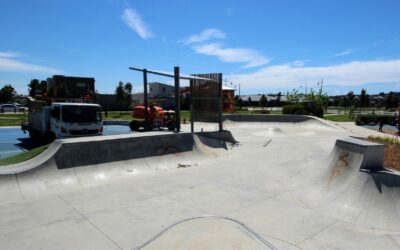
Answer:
29, 130, 39, 140
47, 132, 57, 142
129, 121, 139, 131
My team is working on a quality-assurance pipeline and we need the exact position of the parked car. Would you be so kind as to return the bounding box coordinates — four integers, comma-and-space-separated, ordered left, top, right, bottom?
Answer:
15, 104, 28, 112
0, 104, 27, 113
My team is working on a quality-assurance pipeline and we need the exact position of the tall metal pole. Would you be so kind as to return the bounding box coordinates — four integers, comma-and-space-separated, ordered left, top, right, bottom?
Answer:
143, 69, 148, 127
218, 73, 223, 131
174, 66, 180, 132
190, 80, 194, 133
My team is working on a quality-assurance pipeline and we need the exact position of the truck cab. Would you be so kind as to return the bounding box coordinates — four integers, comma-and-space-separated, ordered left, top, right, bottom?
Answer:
50, 103, 103, 139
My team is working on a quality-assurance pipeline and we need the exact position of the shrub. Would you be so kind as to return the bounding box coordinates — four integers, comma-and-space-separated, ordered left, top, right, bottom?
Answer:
282, 102, 324, 117
282, 104, 310, 115
355, 114, 397, 126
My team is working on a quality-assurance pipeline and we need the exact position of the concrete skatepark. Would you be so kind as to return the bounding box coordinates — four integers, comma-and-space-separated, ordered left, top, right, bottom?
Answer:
1, 115, 400, 249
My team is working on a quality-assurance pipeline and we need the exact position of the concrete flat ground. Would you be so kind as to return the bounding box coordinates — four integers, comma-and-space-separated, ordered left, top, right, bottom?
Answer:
0, 117, 399, 249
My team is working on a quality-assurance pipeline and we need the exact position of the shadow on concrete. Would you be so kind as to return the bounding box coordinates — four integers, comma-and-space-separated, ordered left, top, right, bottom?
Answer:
361, 169, 400, 193
15, 138, 47, 151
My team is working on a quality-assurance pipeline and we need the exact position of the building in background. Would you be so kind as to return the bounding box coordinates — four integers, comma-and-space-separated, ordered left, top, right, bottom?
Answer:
148, 82, 175, 98
180, 85, 236, 112
222, 86, 235, 112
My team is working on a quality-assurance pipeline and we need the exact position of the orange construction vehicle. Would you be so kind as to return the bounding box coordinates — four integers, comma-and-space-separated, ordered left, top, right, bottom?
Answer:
129, 105, 175, 131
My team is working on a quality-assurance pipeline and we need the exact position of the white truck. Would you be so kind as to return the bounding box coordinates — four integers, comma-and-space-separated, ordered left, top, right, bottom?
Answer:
22, 75, 103, 141
23, 102, 102, 140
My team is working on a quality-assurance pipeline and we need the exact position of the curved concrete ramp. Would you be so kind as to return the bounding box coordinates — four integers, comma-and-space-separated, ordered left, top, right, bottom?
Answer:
284, 137, 400, 231
0, 131, 234, 204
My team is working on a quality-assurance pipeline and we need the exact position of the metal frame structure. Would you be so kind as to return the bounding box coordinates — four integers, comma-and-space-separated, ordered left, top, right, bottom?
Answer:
129, 66, 219, 133
189, 73, 223, 132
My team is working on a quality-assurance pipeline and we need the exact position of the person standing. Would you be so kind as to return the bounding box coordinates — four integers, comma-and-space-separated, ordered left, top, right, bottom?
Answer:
397, 108, 400, 135
379, 119, 384, 132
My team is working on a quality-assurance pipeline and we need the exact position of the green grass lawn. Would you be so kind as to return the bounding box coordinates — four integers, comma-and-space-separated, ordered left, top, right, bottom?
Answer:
0, 113, 28, 126
102, 111, 132, 121
368, 135, 400, 145
323, 114, 356, 122
0, 144, 49, 166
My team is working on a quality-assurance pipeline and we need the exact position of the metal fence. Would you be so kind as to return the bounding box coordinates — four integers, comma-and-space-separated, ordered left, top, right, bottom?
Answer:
190, 73, 223, 131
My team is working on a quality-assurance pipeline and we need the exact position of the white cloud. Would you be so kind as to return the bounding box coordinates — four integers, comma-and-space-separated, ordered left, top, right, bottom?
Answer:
0, 51, 20, 58
334, 48, 356, 57
0, 52, 61, 74
228, 59, 400, 89
181, 28, 226, 45
121, 8, 153, 39
193, 43, 270, 68
291, 60, 306, 67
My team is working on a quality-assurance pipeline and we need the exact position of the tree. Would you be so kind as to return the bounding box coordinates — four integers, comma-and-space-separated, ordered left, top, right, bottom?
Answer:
385, 91, 399, 110
346, 91, 356, 106
276, 92, 282, 106
339, 97, 347, 114
115, 81, 125, 113
0, 84, 16, 103
28, 79, 39, 97
234, 95, 243, 110
287, 89, 300, 103
115, 81, 135, 113
259, 94, 267, 110
124, 82, 133, 108
360, 88, 369, 108
28, 79, 47, 97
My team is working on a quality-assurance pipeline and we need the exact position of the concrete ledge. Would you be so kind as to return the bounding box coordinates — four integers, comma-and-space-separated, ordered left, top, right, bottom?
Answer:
54, 131, 236, 169
336, 137, 384, 171
223, 114, 313, 123
55, 133, 195, 169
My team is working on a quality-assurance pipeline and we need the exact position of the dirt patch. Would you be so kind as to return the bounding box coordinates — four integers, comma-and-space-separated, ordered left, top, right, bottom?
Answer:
355, 137, 400, 171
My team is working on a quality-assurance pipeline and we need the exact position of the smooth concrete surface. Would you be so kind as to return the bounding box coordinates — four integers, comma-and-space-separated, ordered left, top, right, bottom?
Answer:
0, 115, 399, 250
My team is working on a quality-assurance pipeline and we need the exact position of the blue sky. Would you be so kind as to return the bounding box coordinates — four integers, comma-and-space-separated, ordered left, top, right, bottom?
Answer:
0, 0, 399, 95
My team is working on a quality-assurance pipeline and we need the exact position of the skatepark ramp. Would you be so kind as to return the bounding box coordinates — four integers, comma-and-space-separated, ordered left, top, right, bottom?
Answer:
0, 131, 235, 204
286, 137, 400, 231
0, 130, 235, 172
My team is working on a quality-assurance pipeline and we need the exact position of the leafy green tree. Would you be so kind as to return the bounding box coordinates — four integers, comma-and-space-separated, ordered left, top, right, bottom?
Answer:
28, 79, 47, 97
234, 95, 243, 110
115, 81, 125, 113
276, 92, 282, 106
0, 84, 16, 103
259, 94, 267, 110
247, 96, 252, 106
28, 79, 40, 97
360, 88, 370, 107
287, 89, 300, 103
385, 91, 399, 110
124, 82, 133, 108
346, 91, 356, 106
